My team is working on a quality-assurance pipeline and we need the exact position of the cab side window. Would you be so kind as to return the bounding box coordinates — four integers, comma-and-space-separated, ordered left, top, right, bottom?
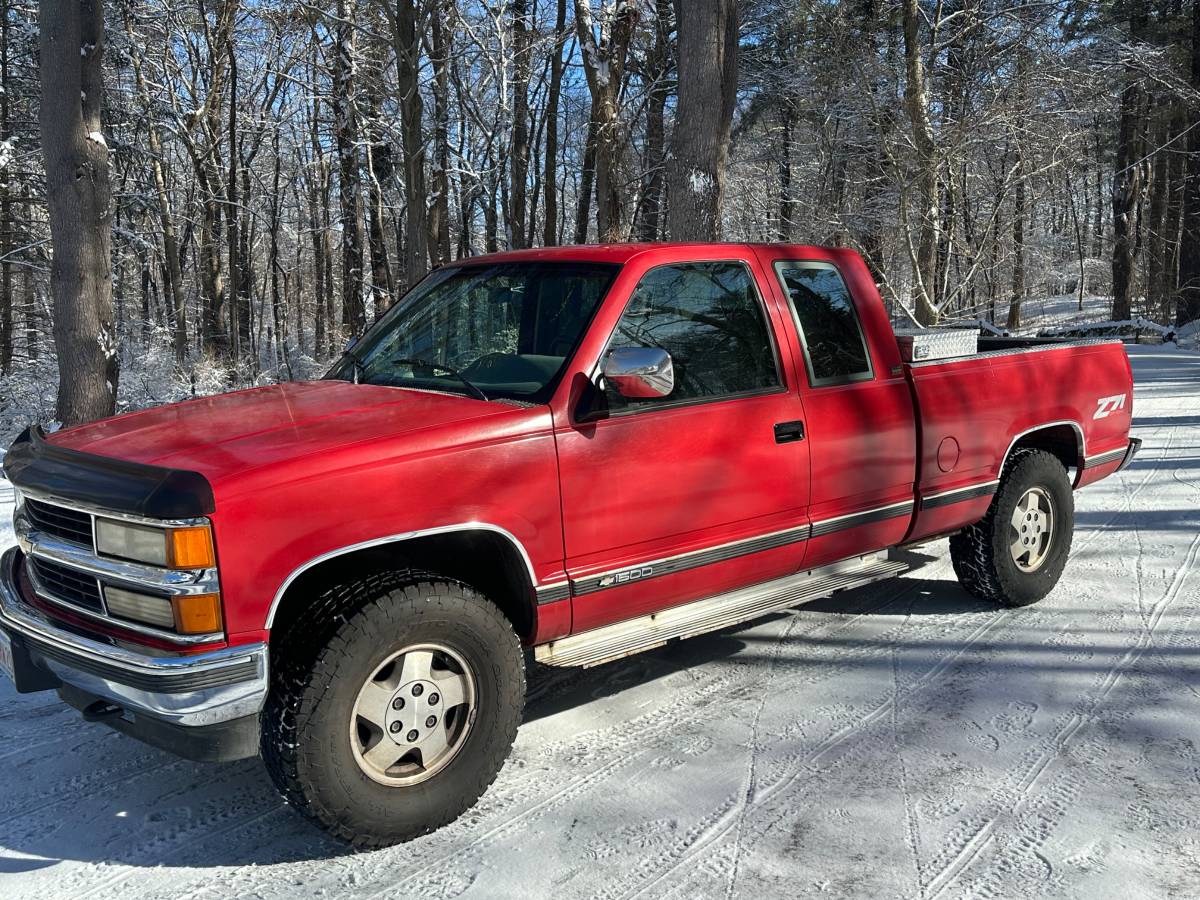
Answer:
775, 262, 873, 386
606, 262, 780, 410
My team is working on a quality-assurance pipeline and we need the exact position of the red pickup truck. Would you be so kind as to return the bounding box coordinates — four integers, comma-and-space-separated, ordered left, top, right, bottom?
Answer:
1, 243, 1137, 846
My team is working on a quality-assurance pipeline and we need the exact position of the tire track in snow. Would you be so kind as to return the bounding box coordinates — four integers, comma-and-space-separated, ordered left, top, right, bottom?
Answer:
922, 526, 1200, 899
609, 609, 1023, 900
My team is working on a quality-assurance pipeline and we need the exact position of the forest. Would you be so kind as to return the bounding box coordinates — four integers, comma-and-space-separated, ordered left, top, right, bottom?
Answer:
1, 0, 1198, 432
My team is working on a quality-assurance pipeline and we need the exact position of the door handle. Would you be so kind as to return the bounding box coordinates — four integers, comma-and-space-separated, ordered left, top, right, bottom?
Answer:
774, 420, 805, 444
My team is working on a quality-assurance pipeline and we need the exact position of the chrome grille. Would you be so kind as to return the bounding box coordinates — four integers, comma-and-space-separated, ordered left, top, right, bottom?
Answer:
28, 557, 105, 615
23, 499, 94, 549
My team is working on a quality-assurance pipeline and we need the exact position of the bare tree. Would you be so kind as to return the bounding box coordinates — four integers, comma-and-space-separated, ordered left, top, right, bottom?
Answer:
381, 0, 429, 284
1112, 0, 1148, 321
666, 0, 737, 241
39, 0, 116, 424
901, 0, 940, 326
574, 0, 637, 242
1178, 0, 1200, 328
542, 0, 568, 246
508, 0, 532, 248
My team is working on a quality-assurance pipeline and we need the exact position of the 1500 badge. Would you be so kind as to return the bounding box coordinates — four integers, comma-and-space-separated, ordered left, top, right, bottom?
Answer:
598, 567, 655, 588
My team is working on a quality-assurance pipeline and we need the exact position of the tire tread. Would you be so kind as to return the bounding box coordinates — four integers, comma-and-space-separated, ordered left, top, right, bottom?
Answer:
950, 448, 1073, 608
261, 570, 524, 849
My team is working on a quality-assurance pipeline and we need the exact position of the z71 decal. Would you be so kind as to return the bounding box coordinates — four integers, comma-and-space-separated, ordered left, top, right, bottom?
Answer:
1093, 393, 1128, 420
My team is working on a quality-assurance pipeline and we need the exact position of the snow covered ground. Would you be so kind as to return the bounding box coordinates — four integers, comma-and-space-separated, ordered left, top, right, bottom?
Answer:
0, 344, 1198, 899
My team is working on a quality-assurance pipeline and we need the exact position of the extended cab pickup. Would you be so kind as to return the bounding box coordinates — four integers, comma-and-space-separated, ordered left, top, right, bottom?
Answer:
0, 243, 1138, 846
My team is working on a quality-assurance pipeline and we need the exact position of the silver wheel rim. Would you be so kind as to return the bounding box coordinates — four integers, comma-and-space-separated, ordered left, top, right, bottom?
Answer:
1009, 486, 1054, 573
350, 642, 477, 787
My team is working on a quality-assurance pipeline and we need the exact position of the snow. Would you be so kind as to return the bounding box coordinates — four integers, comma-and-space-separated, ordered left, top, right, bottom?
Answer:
688, 167, 714, 197
0, 344, 1198, 898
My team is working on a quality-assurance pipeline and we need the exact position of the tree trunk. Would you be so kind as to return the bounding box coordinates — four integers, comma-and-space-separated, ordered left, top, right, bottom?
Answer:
778, 106, 795, 241
634, 0, 671, 242
125, 17, 187, 365
1007, 143, 1025, 329
543, 0, 567, 246
574, 0, 637, 243
508, 0, 532, 249
334, 5, 364, 335
23, 260, 36, 361
1112, 0, 1147, 321
39, 0, 117, 425
901, 0, 939, 326
1145, 111, 1170, 316
388, 0, 429, 284
1177, 0, 1200, 326
665, 0, 737, 241
574, 108, 597, 243
429, 0, 452, 266
365, 117, 395, 317
1006, 40, 1027, 329
198, 163, 227, 358
227, 38, 249, 361
1092, 128, 1105, 260
0, 0, 10, 375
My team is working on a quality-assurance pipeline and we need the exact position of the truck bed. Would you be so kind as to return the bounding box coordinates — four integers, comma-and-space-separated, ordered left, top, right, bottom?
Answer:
902, 337, 1134, 544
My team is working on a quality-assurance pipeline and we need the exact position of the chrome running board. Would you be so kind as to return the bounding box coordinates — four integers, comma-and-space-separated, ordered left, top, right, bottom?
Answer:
535, 551, 907, 668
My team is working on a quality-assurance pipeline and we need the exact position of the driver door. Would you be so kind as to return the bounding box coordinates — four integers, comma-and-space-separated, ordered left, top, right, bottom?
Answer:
554, 253, 812, 634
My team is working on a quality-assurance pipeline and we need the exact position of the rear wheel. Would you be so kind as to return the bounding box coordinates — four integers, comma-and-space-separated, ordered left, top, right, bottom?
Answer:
950, 449, 1074, 607
261, 573, 525, 848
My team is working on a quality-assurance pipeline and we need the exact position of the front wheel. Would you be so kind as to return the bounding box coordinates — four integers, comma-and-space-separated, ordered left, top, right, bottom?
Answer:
261, 573, 525, 848
949, 448, 1074, 607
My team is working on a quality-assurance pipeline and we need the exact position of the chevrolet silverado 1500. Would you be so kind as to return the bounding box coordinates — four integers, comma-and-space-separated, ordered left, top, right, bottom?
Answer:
0, 243, 1138, 846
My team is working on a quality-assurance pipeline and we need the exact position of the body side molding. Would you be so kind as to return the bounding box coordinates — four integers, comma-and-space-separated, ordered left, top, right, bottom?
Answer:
919, 480, 999, 510
568, 498, 915, 598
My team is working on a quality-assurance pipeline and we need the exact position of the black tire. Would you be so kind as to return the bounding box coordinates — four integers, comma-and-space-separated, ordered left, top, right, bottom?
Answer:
261, 571, 525, 848
949, 448, 1074, 607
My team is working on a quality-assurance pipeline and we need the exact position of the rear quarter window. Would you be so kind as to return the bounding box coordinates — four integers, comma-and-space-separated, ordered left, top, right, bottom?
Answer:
775, 261, 873, 386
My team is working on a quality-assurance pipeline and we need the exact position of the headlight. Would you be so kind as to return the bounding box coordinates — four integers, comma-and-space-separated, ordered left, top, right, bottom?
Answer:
95, 519, 216, 570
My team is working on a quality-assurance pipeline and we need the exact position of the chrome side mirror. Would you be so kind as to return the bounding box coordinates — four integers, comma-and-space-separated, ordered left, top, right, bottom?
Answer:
601, 347, 675, 399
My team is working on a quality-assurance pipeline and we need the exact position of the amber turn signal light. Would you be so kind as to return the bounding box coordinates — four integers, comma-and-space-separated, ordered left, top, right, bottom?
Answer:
168, 526, 216, 570
171, 593, 224, 635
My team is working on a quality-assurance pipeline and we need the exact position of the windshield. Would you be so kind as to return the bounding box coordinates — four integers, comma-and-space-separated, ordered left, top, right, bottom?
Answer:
328, 261, 619, 402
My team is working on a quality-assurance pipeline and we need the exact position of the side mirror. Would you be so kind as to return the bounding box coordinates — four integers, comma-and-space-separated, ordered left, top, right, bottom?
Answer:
344, 334, 361, 354
601, 347, 675, 399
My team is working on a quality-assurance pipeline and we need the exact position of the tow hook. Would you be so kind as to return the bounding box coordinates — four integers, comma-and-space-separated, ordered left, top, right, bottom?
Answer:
81, 699, 124, 722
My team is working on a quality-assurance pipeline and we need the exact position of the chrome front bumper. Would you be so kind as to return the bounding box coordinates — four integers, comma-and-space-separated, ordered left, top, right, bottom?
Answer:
0, 547, 267, 727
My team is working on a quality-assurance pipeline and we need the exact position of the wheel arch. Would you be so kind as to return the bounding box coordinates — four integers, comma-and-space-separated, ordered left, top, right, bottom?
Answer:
1000, 421, 1084, 481
266, 525, 540, 643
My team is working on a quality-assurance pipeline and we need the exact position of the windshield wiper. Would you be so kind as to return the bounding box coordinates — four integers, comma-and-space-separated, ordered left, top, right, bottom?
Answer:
390, 357, 490, 402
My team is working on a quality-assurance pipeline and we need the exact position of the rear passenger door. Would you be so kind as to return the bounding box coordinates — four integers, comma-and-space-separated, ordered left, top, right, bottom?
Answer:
555, 252, 812, 634
756, 249, 917, 567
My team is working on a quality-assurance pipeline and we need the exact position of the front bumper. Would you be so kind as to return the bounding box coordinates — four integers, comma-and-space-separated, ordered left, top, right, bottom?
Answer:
0, 546, 267, 757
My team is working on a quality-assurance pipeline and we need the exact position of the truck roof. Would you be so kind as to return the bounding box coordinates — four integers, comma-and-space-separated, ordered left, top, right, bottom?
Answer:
448, 242, 845, 268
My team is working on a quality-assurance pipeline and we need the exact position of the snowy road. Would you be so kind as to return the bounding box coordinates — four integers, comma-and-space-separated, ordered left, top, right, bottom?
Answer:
1, 344, 1198, 899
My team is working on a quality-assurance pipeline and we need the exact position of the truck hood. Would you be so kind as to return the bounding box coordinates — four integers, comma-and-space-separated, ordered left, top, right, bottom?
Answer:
47, 381, 513, 488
